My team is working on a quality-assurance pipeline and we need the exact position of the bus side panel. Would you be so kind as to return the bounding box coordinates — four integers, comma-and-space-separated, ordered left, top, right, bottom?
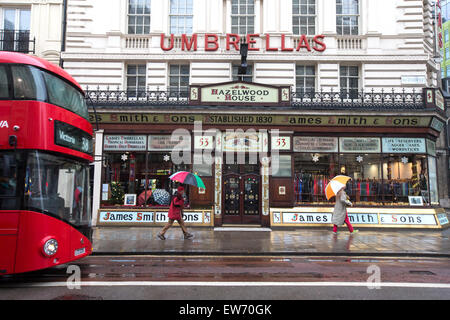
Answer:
14, 211, 72, 274
0, 212, 19, 275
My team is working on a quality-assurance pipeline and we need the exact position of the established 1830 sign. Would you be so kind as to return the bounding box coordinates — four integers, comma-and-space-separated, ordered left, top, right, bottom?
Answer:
190, 81, 291, 106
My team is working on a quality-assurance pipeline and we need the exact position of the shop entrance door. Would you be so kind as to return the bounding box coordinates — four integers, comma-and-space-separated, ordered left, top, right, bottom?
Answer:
222, 162, 261, 225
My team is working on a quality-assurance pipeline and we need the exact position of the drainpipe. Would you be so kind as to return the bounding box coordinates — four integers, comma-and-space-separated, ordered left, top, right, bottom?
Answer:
60, 0, 68, 68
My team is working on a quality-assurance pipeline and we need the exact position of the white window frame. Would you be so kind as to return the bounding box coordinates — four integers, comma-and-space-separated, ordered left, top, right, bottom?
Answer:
231, 0, 255, 35
292, 0, 317, 35
336, 0, 359, 36
169, 0, 193, 35
127, 0, 151, 35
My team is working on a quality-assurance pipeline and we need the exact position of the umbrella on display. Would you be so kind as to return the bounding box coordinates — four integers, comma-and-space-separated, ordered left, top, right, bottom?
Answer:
137, 190, 152, 206
325, 175, 352, 200
169, 171, 206, 189
152, 189, 171, 205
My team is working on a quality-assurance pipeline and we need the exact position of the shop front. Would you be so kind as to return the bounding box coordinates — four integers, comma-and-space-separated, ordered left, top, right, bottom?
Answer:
89, 83, 449, 230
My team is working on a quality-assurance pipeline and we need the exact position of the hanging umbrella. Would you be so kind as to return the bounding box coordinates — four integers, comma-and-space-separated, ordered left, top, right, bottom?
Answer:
169, 171, 206, 189
152, 189, 171, 205
325, 175, 352, 200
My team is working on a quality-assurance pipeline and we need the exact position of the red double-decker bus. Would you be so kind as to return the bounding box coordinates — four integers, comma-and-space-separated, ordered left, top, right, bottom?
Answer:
0, 52, 93, 275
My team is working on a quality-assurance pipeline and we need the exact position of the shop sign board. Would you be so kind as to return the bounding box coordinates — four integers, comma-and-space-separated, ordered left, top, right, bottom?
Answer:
90, 113, 432, 128
98, 210, 211, 225
103, 135, 147, 151
379, 214, 436, 225
222, 131, 265, 152
280, 212, 378, 224
339, 138, 381, 153
194, 135, 215, 150
426, 139, 436, 157
293, 136, 338, 153
148, 135, 190, 151
381, 138, 426, 154
271, 136, 291, 150
190, 81, 290, 106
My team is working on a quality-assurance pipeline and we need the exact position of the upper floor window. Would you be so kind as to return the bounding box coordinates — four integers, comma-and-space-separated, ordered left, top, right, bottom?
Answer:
232, 64, 253, 82
126, 64, 147, 97
340, 65, 359, 97
169, 64, 190, 97
170, 0, 193, 34
128, 0, 151, 34
292, 0, 316, 35
0, 7, 31, 52
336, 0, 359, 35
231, 0, 255, 35
296, 65, 316, 94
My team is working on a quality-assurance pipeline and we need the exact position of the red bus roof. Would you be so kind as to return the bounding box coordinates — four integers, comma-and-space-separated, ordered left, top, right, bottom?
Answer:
0, 52, 83, 93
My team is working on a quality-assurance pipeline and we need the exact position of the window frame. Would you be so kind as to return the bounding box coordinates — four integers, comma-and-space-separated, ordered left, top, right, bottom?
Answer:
169, 0, 194, 35
126, 64, 147, 97
231, 0, 255, 35
168, 63, 190, 97
336, 0, 360, 36
127, 0, 151, 35
292, 0, 316, 35
295, 65, 316, 95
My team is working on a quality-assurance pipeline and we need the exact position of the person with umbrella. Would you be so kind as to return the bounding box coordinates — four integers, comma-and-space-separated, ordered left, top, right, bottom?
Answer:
157, 185, 193, 240
325, 176, 358, 234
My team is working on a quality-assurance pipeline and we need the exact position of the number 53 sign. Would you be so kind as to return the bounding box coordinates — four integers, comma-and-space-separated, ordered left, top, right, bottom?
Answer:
194, 135, 215, 150
271, 136, 291, 150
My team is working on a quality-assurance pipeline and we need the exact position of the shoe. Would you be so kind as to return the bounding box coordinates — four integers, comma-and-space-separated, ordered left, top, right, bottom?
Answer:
184, 233, 193, 239
157, 234, 166, 240
350, 230, 359, 234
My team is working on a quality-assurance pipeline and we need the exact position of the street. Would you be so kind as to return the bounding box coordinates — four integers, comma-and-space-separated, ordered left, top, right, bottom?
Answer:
1, 255, 449, 301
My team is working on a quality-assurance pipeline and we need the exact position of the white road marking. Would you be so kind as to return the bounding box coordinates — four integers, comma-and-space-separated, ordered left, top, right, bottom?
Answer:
5, 281, 450, 289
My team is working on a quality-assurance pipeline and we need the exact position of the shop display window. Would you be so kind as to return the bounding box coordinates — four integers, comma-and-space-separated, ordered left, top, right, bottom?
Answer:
294, 153, 337, 204
294, 152, 435, 206
102, 152, 191, 207
381, 154, 429, 205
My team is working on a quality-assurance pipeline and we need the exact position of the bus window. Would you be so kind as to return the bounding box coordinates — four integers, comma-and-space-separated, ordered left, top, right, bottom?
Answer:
0, 153, 18, 210
42, 71, 89, 120
0, 66, 9, 98
11, 65, 47, 101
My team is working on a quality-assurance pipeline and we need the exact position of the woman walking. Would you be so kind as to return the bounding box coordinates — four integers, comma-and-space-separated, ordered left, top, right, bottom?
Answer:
332, 186, 358, 234
158, 185, 193, 240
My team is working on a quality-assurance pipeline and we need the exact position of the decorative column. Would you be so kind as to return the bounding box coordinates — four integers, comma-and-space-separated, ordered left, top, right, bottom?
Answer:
214, 131, 223, 226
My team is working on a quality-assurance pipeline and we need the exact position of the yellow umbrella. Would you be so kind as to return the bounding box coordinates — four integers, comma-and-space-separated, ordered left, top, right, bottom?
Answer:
325, 175, 352, 200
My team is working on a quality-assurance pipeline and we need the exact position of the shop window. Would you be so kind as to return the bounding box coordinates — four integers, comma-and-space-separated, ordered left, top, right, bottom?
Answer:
339, 154, 382, 205
128, 0, 151, 34
273, 155, 292, 177
102, 152, 190, 207
336, 0, 359, 35
292, 0, 316, 35
170, 0, 193, 34
231, 0, 255, 35
294, 153, 338, 204
193, 153, 213, 177
381, 154, 429, 205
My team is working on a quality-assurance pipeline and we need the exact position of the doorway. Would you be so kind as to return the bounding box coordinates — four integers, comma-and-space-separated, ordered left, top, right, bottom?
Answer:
222, 160, 261, 225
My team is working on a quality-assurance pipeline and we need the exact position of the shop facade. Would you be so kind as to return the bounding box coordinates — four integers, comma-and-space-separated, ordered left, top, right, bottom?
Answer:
89, 83, 449, 230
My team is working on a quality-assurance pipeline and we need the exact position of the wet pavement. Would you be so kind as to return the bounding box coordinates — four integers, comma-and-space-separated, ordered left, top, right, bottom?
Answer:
92, 226, 450, 257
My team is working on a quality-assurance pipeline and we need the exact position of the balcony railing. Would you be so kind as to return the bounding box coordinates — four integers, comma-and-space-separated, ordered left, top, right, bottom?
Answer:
0, 30, 35, 54
86, 87, 425, 110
